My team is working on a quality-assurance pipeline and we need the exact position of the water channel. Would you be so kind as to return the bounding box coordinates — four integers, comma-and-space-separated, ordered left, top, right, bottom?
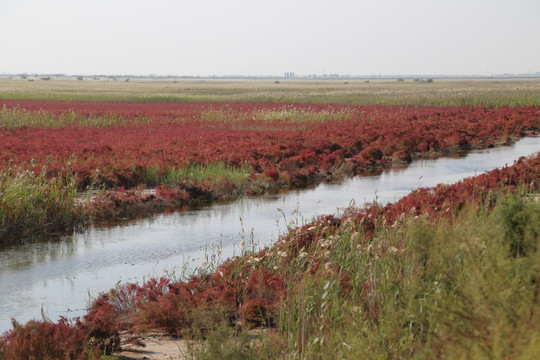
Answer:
1, 136, 540, 332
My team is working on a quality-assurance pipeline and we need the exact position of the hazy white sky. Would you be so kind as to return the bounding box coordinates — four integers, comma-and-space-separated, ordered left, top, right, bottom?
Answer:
1, 0, 539, 76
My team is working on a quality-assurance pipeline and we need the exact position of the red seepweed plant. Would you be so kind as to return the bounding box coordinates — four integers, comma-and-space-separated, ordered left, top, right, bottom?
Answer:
1, 100, 538, 190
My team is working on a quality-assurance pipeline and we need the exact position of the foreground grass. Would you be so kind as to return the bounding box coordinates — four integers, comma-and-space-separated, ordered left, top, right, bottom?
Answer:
1, 77, 540, 106
192, 193, 540, 359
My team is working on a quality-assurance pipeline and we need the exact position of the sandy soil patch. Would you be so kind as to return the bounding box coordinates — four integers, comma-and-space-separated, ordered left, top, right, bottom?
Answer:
116, 332, 193, 360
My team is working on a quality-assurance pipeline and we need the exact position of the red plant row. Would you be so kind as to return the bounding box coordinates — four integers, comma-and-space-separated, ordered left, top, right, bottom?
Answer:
1, 100, 539, 191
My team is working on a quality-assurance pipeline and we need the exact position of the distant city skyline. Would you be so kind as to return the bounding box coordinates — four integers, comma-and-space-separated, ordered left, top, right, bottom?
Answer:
1, 0, 539, 77
4, 72, 540, 79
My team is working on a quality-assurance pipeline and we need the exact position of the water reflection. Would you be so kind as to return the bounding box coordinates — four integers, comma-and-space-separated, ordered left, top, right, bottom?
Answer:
1, 137, 539, 331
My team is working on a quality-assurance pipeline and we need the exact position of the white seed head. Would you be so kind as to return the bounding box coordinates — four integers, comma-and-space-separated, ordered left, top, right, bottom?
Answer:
320, 239, 332, 248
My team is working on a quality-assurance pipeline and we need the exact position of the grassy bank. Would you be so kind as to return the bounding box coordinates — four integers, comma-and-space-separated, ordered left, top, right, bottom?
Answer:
190, 193, 540, 360
0, 162, 258, 242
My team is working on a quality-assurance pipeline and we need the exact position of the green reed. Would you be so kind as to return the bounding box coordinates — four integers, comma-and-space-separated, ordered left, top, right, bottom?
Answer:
0, 164, 79, 240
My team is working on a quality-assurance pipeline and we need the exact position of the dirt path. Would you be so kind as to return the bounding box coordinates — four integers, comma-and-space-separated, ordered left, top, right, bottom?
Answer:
116, 332, 192, 360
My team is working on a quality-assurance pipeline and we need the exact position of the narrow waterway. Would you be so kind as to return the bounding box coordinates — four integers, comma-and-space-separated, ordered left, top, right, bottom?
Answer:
1, 137, 540, 332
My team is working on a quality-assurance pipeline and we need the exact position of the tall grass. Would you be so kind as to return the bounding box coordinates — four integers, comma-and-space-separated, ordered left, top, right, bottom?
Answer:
275, 195, 540, 359
161, 163, 253, 187
199, 106, 357, 124
0, 106, 148, 129
193, 193, 540, 359
0, 164, 79, 240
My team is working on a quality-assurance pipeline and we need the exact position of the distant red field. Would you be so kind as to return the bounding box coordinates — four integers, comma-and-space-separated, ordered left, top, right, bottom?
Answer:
1, 99, 539, 190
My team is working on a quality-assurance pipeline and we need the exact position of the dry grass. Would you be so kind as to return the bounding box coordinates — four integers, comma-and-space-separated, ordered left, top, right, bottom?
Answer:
1, 76, 540, 106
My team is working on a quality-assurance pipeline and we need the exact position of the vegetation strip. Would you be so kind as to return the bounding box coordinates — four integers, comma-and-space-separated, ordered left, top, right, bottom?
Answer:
2, 78, 540, 107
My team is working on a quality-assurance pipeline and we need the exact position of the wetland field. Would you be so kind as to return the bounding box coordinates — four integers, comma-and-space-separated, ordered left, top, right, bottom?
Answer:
1, 77, 540, 359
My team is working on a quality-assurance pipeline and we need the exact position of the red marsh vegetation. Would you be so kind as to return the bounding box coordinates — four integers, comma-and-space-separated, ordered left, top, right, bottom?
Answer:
1, 100, 539, 189
1, 100, 538, 240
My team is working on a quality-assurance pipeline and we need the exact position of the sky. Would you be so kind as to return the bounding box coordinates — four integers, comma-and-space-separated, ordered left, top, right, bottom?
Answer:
0, 0, 539, 77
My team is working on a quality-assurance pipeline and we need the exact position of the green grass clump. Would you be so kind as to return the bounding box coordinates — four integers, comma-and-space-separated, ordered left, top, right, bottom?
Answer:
142, 162, 255, 196
161, 163, 253, 187
0, 164, 79, 240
